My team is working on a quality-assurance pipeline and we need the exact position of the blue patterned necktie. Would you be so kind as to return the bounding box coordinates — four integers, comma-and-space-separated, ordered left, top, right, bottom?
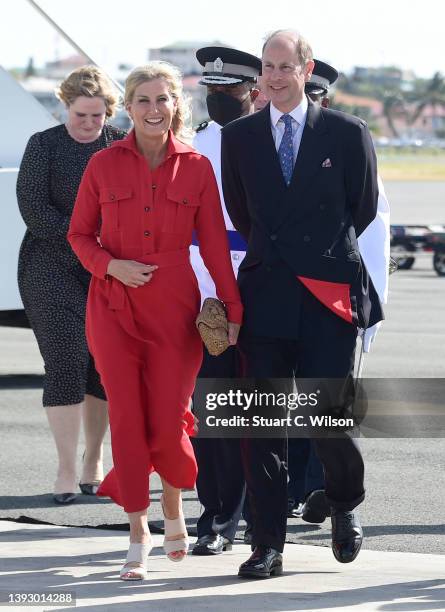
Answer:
278, 114, 294, 186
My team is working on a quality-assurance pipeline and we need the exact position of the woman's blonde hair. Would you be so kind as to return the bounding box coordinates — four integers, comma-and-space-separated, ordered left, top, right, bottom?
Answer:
55, 65, 119, 118
124, 62, 193, 142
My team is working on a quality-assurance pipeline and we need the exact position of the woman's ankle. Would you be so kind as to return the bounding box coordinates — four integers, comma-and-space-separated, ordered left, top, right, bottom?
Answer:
129, 531, 151, 545
80, 450, 103, 482
161, 494, 182, 520
54, 470, 77, 494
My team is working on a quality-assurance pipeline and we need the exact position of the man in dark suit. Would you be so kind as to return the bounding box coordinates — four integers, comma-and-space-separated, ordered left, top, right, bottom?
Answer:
221, 29, 382, 578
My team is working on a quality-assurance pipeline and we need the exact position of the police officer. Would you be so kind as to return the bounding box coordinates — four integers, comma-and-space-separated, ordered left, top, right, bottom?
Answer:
190, 46, 261, 555
305, 58, 338, 106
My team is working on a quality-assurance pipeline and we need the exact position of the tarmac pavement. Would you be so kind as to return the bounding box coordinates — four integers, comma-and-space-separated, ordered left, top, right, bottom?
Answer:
1, 384, 444, 555
1, 521, 444, 612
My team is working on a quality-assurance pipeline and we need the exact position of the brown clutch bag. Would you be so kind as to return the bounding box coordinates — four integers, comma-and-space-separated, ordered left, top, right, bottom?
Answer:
196, 298, 230, 356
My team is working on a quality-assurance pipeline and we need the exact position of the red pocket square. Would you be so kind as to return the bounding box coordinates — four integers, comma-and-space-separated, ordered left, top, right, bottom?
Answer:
297, 276, 353, 323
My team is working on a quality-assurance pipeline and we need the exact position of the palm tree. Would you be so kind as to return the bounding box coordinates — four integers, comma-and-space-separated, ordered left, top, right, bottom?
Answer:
409, 72, 445, 127
382, 92, 405, 138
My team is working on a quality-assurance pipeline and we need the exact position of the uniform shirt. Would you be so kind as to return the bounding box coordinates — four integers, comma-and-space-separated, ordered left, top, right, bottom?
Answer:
68, 129, 243, 324
190, 121, 246, 304
358, 175, 390, 305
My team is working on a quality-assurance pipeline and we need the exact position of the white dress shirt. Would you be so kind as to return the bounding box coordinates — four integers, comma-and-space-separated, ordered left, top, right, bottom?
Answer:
270, 96, 308, 163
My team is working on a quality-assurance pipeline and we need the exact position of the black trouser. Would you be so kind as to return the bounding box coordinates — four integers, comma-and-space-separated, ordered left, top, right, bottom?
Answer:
238, 287, 365, 553
191, 346, 245, 542
287, 438, 324, 504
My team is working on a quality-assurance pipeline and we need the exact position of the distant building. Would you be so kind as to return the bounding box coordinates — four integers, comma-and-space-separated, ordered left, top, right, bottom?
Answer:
333, 91, 383, 118
404, 104, 445, 139
352, 66, 415, 92
148, 40, 227, 76
44, 54, 89, 80
332, 91, 387, 135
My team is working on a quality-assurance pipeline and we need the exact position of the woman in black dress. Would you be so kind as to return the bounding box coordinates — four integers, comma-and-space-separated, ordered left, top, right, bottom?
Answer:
17, 66, 126, 504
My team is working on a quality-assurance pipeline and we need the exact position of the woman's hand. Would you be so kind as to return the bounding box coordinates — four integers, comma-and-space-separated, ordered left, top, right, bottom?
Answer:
107, 259, 158, 288
228, 322, 241, 345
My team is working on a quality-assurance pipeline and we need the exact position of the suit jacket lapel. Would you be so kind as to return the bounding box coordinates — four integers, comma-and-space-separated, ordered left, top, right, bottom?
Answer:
248, 104, 287, 188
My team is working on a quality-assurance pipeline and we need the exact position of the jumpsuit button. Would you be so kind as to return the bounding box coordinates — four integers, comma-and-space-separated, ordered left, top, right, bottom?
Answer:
144, 231, 151, 237
152, 184, 157, 190
270, 234, 277, 241
183, 198, 188, 204
144, 206, 151, 212
109, 193, 115, 200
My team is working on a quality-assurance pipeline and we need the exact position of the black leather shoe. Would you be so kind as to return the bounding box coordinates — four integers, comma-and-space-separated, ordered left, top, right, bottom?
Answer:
192, 534, 232, 556
331, 509, 363, 563
53, 492, 77, 505
238, 546, 283, 578
79, 451, 102, 495
79, 482, 101, 495
302, 489, 331, 524
287, 499, 304, 519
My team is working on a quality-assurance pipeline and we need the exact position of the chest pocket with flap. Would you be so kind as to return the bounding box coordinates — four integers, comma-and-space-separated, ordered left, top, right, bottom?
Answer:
98, 187, 133, 231
164, 187, 201, 234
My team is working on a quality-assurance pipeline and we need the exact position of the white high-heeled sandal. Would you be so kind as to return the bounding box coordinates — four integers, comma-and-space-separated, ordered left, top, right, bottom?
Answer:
161, 497, 189, 562
119, 542, 152, 580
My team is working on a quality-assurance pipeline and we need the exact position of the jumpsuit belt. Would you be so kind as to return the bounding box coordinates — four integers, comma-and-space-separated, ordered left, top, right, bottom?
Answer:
103, 248, 191, 343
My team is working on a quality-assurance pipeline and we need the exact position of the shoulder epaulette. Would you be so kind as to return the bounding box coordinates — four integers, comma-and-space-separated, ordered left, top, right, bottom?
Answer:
195, 121, 209, 133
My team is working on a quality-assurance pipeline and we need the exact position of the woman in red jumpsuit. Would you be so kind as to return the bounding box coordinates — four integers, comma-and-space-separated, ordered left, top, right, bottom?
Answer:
68, 63, 242, 580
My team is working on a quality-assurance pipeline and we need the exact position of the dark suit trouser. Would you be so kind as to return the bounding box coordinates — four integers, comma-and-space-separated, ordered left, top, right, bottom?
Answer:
191, 346, 245, 542
287, 438, 324, 503
238, 287, 365, 552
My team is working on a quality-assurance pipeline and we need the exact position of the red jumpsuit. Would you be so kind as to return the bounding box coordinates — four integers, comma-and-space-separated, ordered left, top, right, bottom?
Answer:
68, 130, 243, 513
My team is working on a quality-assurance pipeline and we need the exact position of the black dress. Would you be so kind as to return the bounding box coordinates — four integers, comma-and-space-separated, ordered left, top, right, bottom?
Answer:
17, 123, 126, 407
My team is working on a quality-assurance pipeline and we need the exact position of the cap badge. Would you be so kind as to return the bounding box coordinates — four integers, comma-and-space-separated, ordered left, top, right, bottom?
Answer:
214, 57, 224, 72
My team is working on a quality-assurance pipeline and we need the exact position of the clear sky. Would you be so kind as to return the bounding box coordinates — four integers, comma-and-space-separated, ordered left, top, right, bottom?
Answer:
2, 0, 444, 78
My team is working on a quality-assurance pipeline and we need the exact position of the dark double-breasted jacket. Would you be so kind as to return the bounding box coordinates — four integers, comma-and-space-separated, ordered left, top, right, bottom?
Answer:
221, 98, 383, 338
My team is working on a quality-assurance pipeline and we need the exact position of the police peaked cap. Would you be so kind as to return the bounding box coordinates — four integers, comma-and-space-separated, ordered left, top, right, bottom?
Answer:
197, 46, 261, 86
305, 59, 338, 96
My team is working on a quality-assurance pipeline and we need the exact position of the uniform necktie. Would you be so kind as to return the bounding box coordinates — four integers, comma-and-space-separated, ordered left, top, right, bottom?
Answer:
278, 114, 294, 186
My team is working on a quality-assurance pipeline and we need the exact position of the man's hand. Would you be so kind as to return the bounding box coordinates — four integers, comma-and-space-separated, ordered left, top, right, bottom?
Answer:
228, 322, 241, 345
107, 259, 158, 288
361, 322, 382, 353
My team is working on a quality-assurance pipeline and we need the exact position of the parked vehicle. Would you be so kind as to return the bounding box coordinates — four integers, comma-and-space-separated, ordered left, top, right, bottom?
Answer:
427, 231, 445, 276
390, 224, 445, 272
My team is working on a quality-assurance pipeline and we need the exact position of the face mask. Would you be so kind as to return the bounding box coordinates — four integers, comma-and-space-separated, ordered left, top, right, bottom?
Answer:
206, 91, 248, 126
